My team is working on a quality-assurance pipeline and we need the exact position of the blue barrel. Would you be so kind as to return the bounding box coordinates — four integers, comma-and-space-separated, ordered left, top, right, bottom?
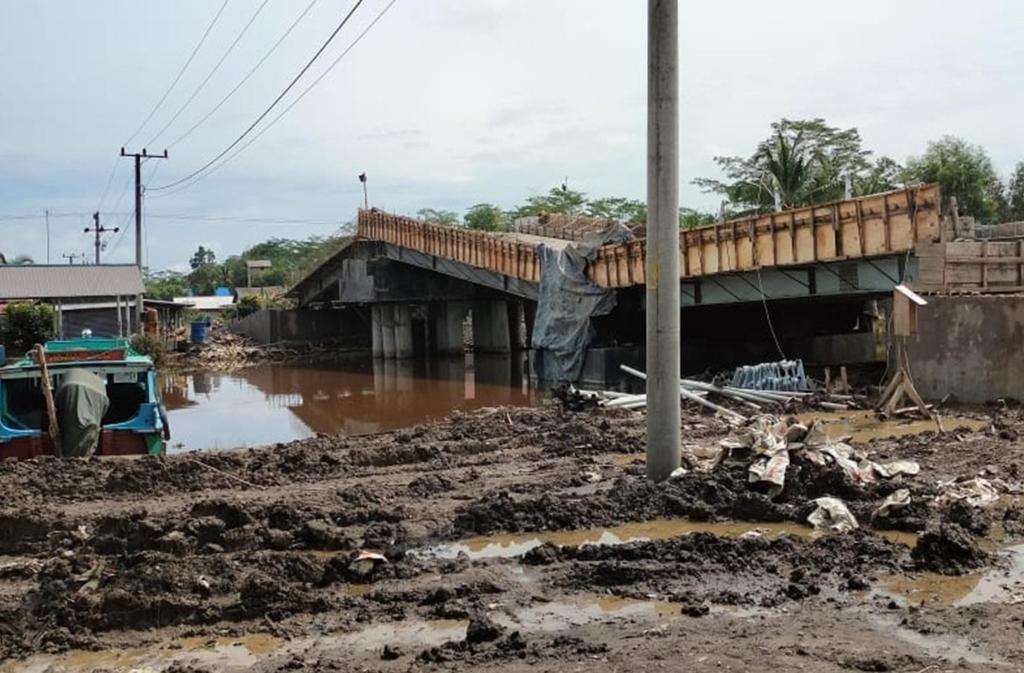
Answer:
190, 321, 208, 345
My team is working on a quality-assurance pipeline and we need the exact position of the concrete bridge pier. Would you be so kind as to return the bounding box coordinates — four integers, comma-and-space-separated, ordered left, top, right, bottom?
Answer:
393, 304, 414, 359
379, 304, 397, 358
433, 302, 468, 357
371, 305, 385, 358
472, 300, 511, 354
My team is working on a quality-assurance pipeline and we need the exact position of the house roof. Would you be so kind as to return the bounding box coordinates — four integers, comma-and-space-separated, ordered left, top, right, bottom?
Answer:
172, 296, 236, 310
0, 264, 145, 300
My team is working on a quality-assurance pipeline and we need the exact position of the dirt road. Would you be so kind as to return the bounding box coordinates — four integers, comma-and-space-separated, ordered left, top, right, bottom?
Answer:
1, 403, 1022, 672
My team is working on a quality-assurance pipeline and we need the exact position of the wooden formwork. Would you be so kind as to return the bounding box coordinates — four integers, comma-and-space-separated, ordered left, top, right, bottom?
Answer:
588, 184, 943, 287
915, 238, 1024, 293
357, 184, 943, 290
358, 210, 543, 283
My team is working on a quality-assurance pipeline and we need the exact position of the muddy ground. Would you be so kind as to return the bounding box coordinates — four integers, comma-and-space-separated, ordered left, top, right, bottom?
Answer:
2, 402, 1024, 672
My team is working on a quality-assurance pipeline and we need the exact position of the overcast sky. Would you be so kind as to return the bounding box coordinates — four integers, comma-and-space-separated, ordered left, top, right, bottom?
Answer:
1, 0, 1022, 272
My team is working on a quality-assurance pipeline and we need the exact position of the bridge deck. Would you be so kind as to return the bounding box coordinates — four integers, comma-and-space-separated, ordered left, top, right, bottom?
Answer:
357, 184, 942, 290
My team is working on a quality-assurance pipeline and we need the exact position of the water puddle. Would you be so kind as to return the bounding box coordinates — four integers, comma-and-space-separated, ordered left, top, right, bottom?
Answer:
880, 543, 1024, 607
797, 410, 987, 444
420, 518, 918, 561
3, 633, 284, 673
870, 614, 1009, 666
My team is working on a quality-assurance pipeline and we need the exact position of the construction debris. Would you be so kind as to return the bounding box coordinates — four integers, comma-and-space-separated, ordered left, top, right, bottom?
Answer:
808, 497, 859, 532
169, 328, 344, 371
935, 477, 1000, 508
731, 359, 812, 392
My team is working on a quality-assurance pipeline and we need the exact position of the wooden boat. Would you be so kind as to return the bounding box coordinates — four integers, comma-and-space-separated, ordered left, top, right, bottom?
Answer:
0, 338, 169, 458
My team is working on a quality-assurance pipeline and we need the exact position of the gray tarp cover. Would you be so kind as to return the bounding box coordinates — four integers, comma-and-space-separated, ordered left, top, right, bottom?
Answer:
531, 224, 634, 383
55, 368, 109, 457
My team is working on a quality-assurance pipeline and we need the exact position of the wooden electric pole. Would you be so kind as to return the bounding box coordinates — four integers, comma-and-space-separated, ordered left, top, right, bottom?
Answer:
120, 147, 168, 269
646, 0, 681, 482
84, 212, 119, 265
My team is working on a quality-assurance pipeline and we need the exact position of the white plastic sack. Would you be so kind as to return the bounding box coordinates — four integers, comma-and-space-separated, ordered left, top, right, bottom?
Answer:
936, 477, 1000, 508
807, 497, 859, 533
873, 489, 911, 518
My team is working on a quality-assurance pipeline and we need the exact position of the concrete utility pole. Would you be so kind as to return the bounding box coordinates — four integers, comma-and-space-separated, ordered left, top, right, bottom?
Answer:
645, 0, 681, 482
84, 212, 119, 265
120, 147, 168, 269
45, 209, 50, 264
62, 252, 84, 265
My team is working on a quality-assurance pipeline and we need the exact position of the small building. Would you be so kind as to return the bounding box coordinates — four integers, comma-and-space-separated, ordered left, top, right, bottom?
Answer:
143, 299, 189, 345
246, 259, 272, 287
0, 264, 146, 338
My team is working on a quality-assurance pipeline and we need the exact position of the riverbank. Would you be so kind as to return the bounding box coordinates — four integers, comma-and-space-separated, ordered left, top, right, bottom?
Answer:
165, 328, 362, 373
1, 402, 1022, 671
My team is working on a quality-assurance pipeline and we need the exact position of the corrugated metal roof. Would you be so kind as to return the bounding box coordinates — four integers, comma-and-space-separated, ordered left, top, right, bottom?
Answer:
172, 296, 235, 310
0, 264, 145, 300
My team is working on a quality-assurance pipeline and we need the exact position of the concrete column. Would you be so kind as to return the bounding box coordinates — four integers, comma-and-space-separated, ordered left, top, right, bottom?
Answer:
434, 302, 467, 356
645, 0, 681, 482
371, 305, 384, 358
523, 301, 537, 349
379, 304, 396, 359
472, 300, 511, 354
393, 304, 414, 359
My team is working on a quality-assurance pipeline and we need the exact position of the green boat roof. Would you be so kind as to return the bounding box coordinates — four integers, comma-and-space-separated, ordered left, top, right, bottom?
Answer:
0, 338, 154, 372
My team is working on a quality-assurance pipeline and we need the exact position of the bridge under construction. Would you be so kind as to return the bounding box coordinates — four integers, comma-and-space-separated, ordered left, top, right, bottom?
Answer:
286, 184, 1024, 401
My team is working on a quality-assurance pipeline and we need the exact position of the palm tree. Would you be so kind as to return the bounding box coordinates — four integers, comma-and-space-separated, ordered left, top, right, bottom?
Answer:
0, 253, 33, 265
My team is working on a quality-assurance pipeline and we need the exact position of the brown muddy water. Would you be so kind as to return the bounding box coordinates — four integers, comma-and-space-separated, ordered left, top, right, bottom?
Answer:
160, 355, 534, 452
797, 409, 988, 443
418, 518, 921, 561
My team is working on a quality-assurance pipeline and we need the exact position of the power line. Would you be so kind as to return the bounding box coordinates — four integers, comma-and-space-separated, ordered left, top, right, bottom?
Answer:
149, 214, 342, 224
167, 0, 321, 151
122, 0, 232, 148
0, 211, 342, 225
149, 0, 398, 199
150, 0, 366, 192
95, 157, 123, 212
145, 0, 272, 148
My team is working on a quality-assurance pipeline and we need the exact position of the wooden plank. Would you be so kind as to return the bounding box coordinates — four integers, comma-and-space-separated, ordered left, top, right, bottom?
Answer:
978, 239, 987, 286
788, 212, 797, 263
945, 256, 1024, 264
854, 200, 865, 256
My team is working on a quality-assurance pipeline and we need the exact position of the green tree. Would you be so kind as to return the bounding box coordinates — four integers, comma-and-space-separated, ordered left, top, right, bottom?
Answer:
511, 186, 587, 219
586, 197, 647, 224
463, 203, 509, 232
1007, 162, 1024, 222
144, 271, 188, 300
695, 118, 870, 214
188, 263, 229, 296
856, 156, 904, 196
0, 253, 33, 264
189, 246, 216, 270
904, 136, 1005, 224
416, 208, 460, 226
679, 208, 716, 229
2, 302, 55, 353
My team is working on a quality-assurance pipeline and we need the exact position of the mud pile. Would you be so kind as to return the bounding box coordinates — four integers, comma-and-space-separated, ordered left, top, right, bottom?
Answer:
0, 403, 1015, 672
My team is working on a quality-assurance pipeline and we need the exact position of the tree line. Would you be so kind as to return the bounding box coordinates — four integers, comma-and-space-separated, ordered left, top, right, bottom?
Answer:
418, 118, 1024, 232
145, 117, 1023, 296
145, 235, 350, 299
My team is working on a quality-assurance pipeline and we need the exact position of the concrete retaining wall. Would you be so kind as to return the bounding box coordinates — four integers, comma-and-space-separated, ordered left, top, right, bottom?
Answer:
906, 295, 1024, 403
230, 308, 370, 346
